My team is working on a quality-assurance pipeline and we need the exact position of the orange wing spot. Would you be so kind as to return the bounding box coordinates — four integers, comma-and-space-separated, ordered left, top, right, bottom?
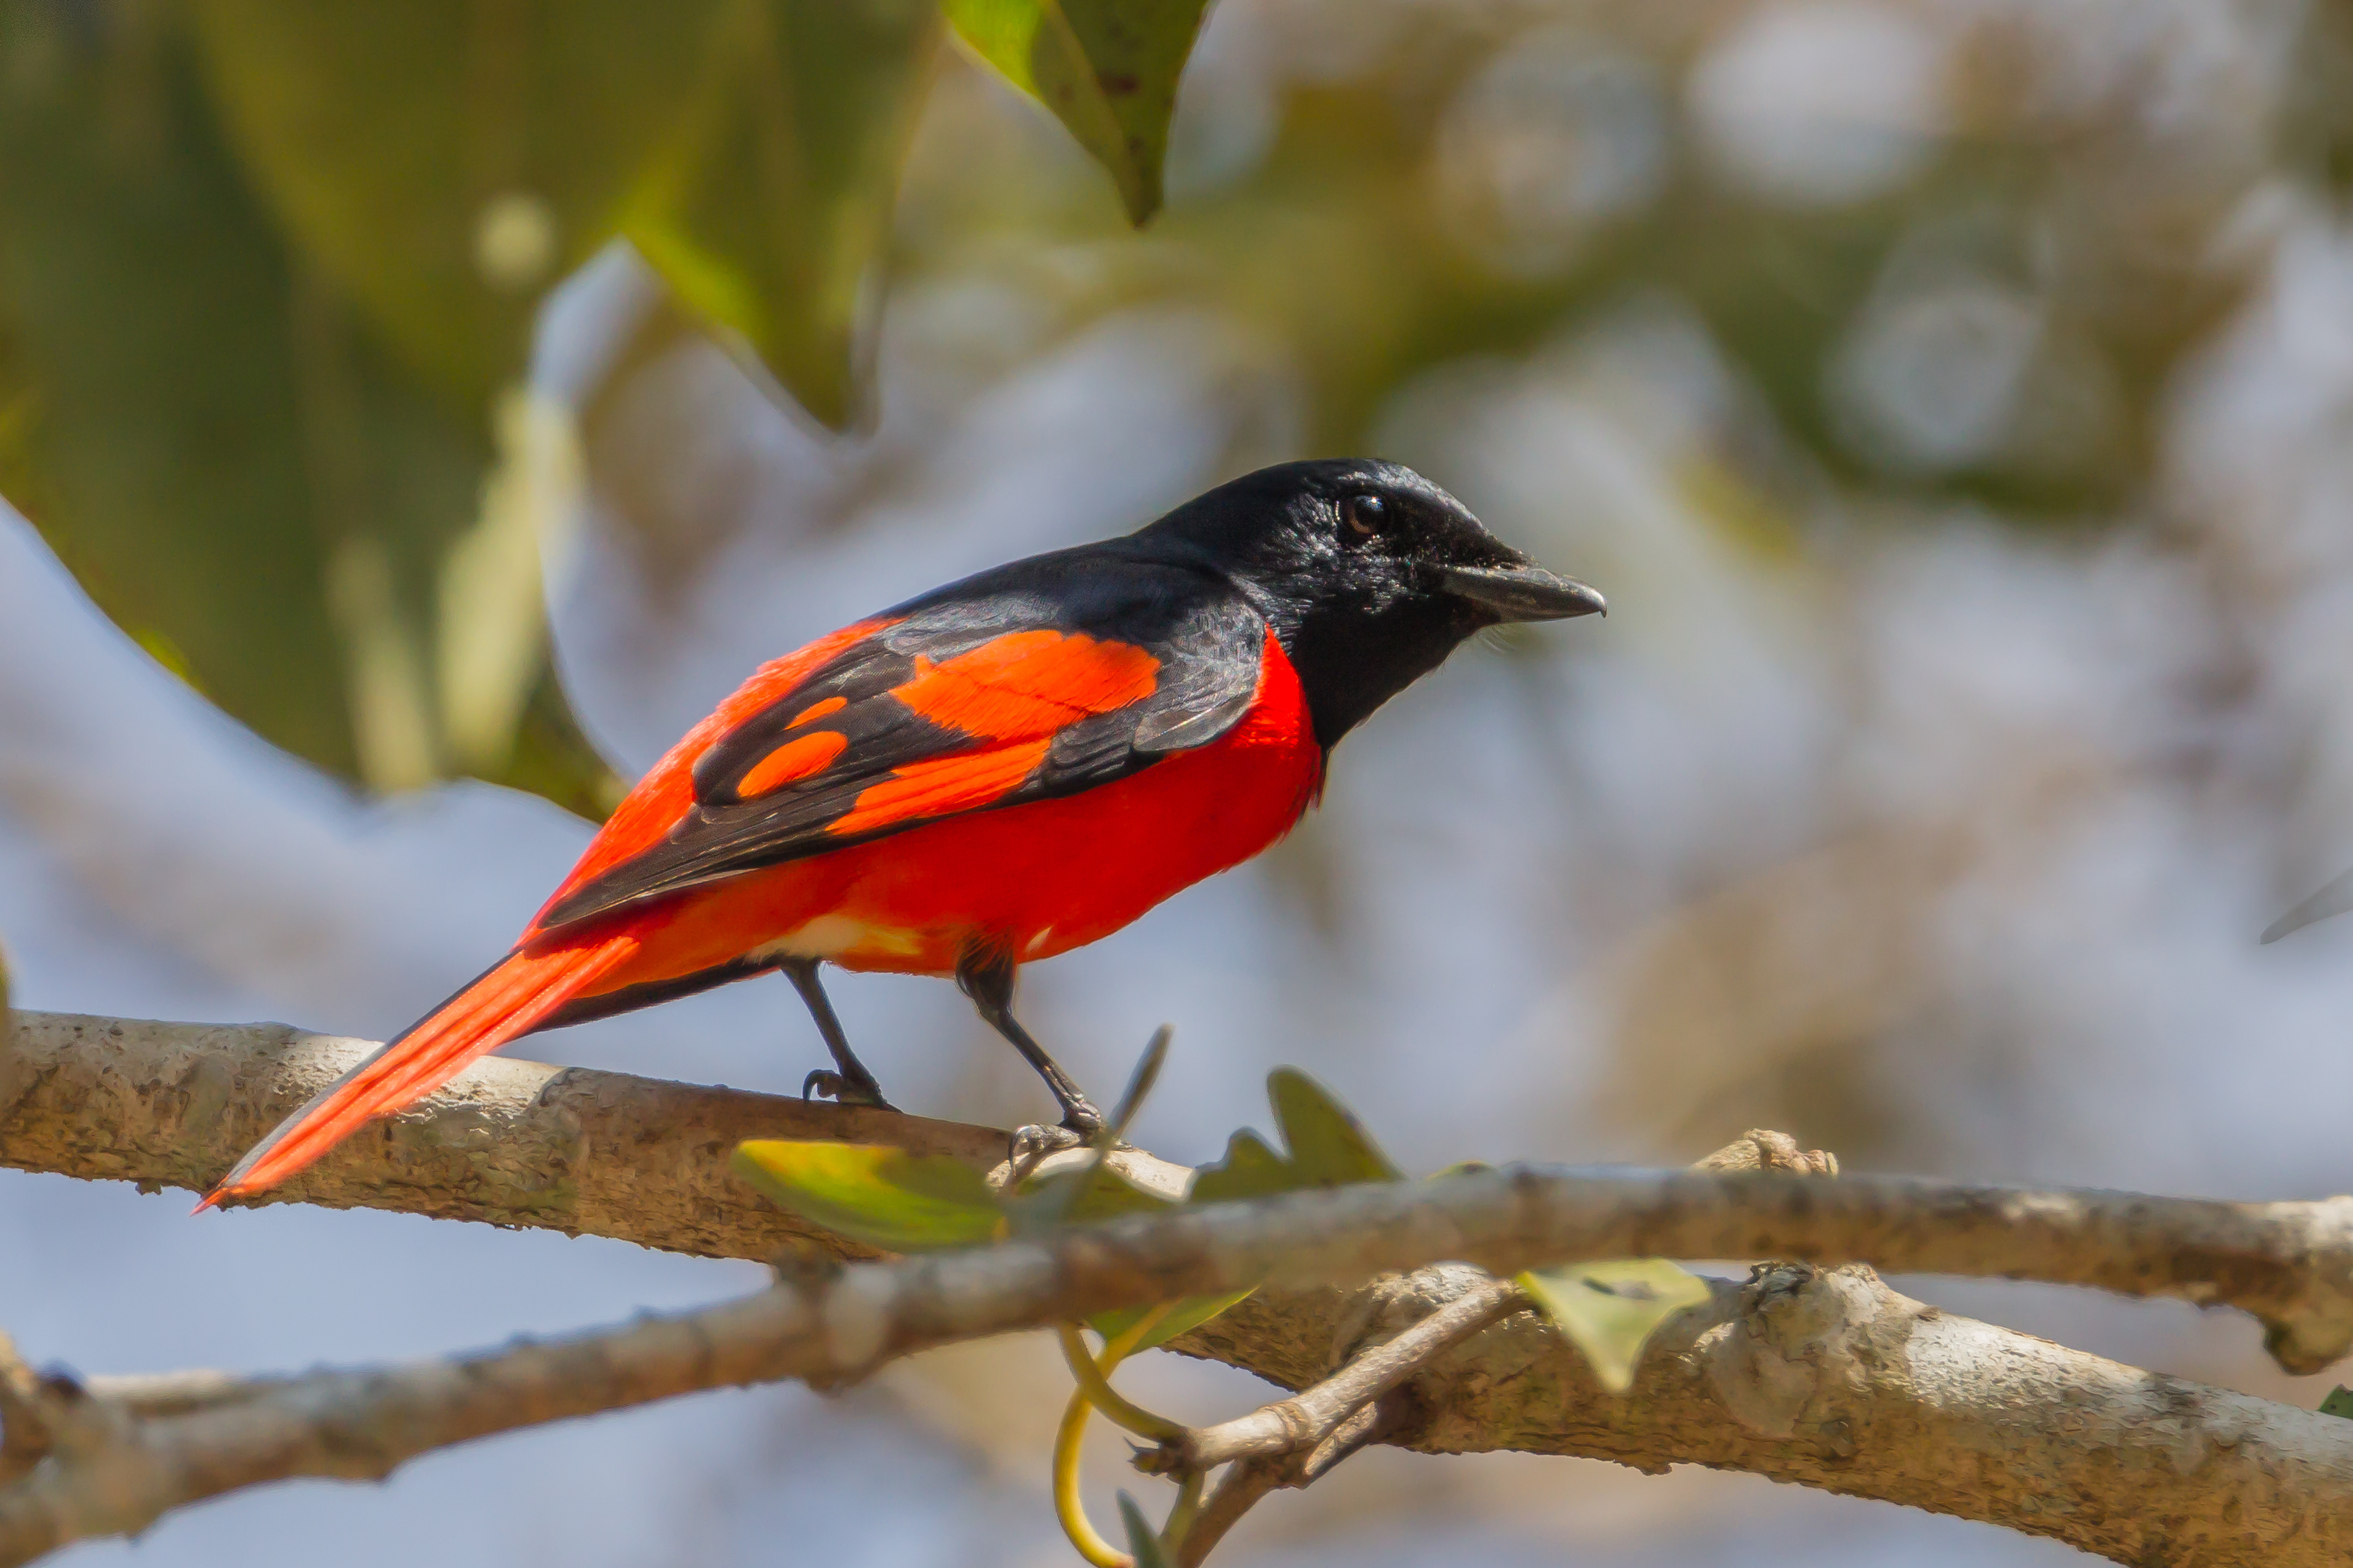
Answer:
527, 617, 892, 935
736, 729, 850, 796
829, 737, 1055, 837
890, 630, 1158, 741
787, 695, 848, 728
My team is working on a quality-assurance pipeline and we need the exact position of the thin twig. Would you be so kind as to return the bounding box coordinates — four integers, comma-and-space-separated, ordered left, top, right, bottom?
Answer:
1148, 1133, 1832, 1564
1298, 1389, 1413, 1484
1153, 1278, 1521, 1473
1174, 1456, 1287, 1568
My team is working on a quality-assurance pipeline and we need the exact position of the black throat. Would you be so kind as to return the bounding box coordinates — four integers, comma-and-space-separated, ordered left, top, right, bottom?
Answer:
1264, 589, 1485, 751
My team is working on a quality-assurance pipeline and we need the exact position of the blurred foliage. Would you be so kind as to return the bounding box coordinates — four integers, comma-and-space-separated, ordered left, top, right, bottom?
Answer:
881, 0, 2353, 541
0, 0, 1195, 806
943, 0, 1210, 224
6, 0, 2352, 834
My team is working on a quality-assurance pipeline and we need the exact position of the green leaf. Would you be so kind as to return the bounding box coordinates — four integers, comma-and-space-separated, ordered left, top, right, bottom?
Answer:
2321, 1386, 2353, 1420
1115, 1491, 1175, 1568
1518, 1260, 1714, 1395
0, 12, 441, 781
190, 0, 706, 411
732, 1141, 1004, 1252
1104, 1023, 1172, 1143
0, 6, 616, 810
942, 0, 1209, 224
622, 0, 943, 429
1185, 1128, 1295, 1204
1089, 1288, 1252, 1354
1267, 1067, 1402, 1186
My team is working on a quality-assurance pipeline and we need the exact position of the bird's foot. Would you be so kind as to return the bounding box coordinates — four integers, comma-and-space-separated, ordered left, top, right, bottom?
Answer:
1060, 1096, 1109, 1140
1006, 1097, 1118, 1165
1006, 1121, 1091, 1173
803, 1069, 897, 1113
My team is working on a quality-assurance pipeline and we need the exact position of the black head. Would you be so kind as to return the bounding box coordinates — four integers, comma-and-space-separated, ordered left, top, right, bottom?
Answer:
1137, 458, 1604, 748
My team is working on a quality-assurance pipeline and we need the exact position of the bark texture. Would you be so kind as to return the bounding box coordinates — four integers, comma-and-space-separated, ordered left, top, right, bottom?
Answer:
0, 1011, 1005, 1258
7, 1011, 2353, 1567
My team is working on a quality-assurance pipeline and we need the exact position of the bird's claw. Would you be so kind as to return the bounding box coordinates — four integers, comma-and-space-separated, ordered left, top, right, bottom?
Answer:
802, 1069, 896, 1112
1007, 1121, 1091, 1173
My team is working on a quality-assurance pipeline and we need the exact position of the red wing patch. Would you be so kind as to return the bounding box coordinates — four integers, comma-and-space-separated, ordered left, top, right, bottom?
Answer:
829, 736, 1056, 837
816, 630, 1159, 836
527, 618, 892, 933
522, 587, 1259, 937
890, 631, 1159, 739
736, 729, 851, 796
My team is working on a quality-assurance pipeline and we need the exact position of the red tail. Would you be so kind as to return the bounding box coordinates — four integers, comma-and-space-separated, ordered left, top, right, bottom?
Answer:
197, 933, 638, 1209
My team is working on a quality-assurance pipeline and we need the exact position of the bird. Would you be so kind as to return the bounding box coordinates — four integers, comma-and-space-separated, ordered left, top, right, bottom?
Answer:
200, 458, 1604, 1206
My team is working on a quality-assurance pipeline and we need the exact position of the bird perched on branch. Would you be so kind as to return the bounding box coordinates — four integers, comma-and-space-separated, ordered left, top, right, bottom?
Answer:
203, 459, 1603, 1206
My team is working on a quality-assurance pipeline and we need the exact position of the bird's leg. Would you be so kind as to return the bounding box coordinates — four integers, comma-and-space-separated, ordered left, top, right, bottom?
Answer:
782, 958, 896, 1111
955, 948, 1105, 1151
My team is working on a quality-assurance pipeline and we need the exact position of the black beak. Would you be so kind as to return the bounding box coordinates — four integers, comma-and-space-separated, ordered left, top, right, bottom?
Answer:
1439, 563, 1607, 622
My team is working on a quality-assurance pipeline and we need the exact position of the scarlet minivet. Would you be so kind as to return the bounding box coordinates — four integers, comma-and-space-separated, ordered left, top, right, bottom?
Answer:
205, 460, 1603, 1205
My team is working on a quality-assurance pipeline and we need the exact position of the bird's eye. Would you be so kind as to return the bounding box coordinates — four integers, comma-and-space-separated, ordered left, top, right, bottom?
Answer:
1344, 494, 1385, 537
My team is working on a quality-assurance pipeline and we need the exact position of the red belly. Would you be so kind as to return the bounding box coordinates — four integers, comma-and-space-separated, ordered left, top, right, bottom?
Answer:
570, 637, 1324, 991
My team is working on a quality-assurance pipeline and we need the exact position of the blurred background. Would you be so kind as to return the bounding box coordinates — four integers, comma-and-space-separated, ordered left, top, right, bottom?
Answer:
7, 0, 2353, 1562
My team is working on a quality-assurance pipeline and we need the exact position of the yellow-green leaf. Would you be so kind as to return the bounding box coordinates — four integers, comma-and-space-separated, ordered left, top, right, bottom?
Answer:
1268, 1067, 1401, 1186
732, 1141, 1004, 1252
623, 0, 942, 429
942, 0, 1209, 225
1518, 1260, 1714, 1395
1089, 1287, 1252, 1354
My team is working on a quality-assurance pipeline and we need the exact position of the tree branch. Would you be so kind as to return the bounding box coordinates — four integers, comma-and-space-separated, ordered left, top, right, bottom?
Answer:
0, 1011, 1007, 1260
1157, 1277, 1522, 1474
10, 1013, 2353, 1366
9, 1011, 2353, 1566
